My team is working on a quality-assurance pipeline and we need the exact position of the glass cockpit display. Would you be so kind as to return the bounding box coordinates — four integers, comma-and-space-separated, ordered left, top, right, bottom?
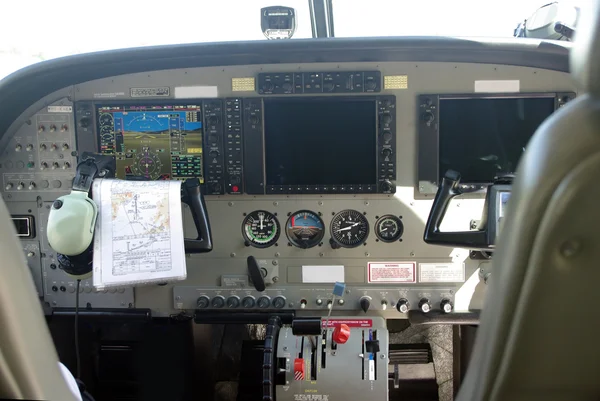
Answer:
97, 104, 203, 181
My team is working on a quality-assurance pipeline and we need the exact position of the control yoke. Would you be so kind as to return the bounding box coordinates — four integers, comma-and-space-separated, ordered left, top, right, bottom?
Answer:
423, 170, 512, 250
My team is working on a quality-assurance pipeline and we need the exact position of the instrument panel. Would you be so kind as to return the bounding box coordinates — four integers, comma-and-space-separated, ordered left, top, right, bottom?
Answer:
0, 55, 577, 318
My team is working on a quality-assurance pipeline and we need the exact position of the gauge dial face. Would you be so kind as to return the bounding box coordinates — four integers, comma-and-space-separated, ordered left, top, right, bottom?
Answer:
330, 209, 369, 248
242, 210, 280, 248
375, 215, 404, 242
99, 113, 114, 127
286, 210, 325, 249
131, 148, 163, 179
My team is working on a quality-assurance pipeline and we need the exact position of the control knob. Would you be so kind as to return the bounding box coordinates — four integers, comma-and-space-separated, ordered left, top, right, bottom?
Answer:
209, 150, 220, 158
196, 295, 210, 309
396, 299, 410, 314
422, 112, 435, 124
241, 296, 256, 308
210, 183, 221, 193
381, 180, 395, 193
226, 296, 241, 308
211, 295, 226, 308
381, 148, 392, 158
423, 97, 433, 107
323, 81, 335, 92
440, 299, 453, 314
299, 299, 307, 309
365, 80, 377, 91
208, 134, 219, 143
262, 81, 274, 92
79, 117, 90, 128
230, 175, 241, 185
381, 113, 392, 125
332, 324, 351, 344
282, 82, 293, 92
359, 296, 371, 313
249, 114, 260, 125
418, 298, 432, 313
257, 296, 271, 309
207, 115, 220, 126
16, 182, 24, 191
272, 296, 286, 309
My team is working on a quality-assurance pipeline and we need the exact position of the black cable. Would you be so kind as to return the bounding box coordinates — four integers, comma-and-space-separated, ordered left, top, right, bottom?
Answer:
75, 279, 81, 379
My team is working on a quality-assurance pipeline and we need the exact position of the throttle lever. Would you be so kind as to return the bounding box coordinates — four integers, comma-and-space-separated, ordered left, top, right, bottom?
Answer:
247, 256, 266, 292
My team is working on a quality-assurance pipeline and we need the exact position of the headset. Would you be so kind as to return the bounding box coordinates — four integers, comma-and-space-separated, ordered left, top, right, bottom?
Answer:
47, 152, 115, 278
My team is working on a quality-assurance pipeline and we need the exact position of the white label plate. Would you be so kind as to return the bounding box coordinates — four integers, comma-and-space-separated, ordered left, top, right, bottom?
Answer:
474, 80, 520, 93
47, 106, 72, 113
302, 265, 344, 283
368, 262, 416, 283
174, 85, 218, 98
419, 263, 465, 283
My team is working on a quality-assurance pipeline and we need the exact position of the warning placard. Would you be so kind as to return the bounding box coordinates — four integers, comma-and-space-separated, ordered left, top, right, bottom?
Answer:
368, 262, 416, 283
322, 319, 373, 328
419, 263, 465, 283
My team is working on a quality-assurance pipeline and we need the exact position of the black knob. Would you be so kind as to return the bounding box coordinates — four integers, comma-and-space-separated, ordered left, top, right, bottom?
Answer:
329, 238, 341, 250
418, 298, 431, 313
196, 295, 210, 309
440, 299, 453, 314
359, 297, 371, 313
247, 256, 266, 292
211, 296, 225, 308
263, 81, 274, 92
257, 296, 271, 309
272, 296, 286, 309
78, 117, 90, 128
208, 134, 219, 143
396, 299, 410, 314
422, 112, 435, 124
382, 148, 392, 158
249, 115, 259, 125
365, 80, 377, 91
227, 296, 241, 308
383, 132, 392, 142
208, 115, 220, 125
381, 180, 394, 193
323, 81, 335, 92
423, 97, 433, 107
230, 175, 242, 185
241, 296, 256, 308
381, 113, 392, 125
282, 82, 293, 92
209, 150, 220, 158
210, 183, 221, 193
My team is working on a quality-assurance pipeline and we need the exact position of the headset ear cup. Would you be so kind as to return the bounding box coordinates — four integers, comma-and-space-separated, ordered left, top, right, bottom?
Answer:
57, 242, 94, 277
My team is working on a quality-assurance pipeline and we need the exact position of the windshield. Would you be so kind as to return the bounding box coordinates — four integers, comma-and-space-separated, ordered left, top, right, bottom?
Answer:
0, 0, 585, 80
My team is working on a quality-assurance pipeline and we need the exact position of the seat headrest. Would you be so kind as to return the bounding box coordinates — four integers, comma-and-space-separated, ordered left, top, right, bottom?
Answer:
571, 0, 600, 95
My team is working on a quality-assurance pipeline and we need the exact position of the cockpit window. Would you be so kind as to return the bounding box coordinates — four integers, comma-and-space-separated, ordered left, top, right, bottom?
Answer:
0, 0, 584, 80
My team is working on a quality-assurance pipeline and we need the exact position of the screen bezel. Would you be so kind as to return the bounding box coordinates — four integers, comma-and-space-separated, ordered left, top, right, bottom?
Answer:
262, 96, 380, 194
94, 101, 205, 182
417, 92, 574, 195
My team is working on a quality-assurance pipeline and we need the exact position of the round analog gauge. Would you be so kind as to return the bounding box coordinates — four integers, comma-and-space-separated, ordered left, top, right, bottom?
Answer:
131, 149, 163, 180
286, 210, 325, 249
242, 210, 280, 248
330, 210, 370, 248
375, 215, 404, 243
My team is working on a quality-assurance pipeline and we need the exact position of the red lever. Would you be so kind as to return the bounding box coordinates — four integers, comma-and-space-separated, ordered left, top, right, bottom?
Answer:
332, 323, 351, 344
294, 358, 305, 380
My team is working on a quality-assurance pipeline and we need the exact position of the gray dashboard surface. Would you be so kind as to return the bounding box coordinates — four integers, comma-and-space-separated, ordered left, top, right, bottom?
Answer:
0, 49, 576, 317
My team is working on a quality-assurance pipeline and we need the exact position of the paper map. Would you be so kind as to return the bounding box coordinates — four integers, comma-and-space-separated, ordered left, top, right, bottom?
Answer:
92, 179, 186, 288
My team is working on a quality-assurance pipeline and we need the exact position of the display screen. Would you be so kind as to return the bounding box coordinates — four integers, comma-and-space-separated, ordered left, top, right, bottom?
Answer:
439, 97, 555, 183
264, 98, 377, 187
98, 104, 203, 181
